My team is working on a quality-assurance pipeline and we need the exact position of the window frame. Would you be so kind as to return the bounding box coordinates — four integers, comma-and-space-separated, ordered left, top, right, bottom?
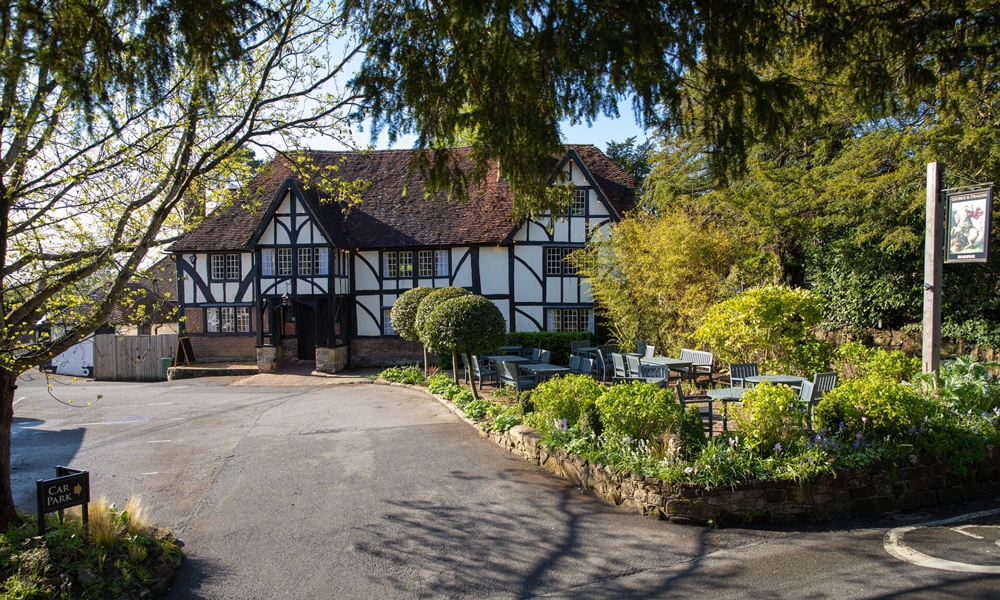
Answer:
297, 247, 313, 276
545, 247, 578, 276
261, 248, 275, 276
418, 250, 434, 277
435, 249, 449, 277
276, 248, 292, 276
571, 188, 588, 216
546, 308, 593, 333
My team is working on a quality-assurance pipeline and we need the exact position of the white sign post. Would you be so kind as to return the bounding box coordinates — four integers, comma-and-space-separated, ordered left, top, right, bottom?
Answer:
923, 162, 944, 375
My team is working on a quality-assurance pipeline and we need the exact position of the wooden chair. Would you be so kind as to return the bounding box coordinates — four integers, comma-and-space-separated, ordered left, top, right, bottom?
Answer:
470, 354, 498, 388
571, 356, 594, 375
570, 340, 590, 356
596, 344, 617, 380
569, 355, 581, 372
626, 354, 667, 387
538, 349, 551, 364
798, 380, 817, 421
497, 360, 537, 392
811, 371, 838, 400
675, 381, 715, 435
529, 348, 542, 361
728, 363, 759, 388
611, 353, 630, 382
677, 348, 715, 384
643, 345, 655, 359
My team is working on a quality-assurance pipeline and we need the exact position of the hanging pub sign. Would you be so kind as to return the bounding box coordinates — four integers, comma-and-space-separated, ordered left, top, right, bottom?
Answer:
945, 186, 993, 263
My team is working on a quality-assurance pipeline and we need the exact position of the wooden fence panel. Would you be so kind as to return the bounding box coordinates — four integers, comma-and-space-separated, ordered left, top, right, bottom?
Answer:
93, 334, 177, 382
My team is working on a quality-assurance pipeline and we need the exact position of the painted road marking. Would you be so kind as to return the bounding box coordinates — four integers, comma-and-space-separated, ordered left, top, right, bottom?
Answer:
13, 397, 24, 405
884, 507, 1000, 574
140, 472, 159, 475
146, 440, 171, 443
147, 402, 174, 406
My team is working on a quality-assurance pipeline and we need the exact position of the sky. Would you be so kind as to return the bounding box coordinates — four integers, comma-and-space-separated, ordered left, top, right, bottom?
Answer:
345, 108, 651, 154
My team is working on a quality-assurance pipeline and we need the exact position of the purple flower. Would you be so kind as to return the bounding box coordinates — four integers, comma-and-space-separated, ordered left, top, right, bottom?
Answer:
774, 442, 784, 455
559, 418, 568, 431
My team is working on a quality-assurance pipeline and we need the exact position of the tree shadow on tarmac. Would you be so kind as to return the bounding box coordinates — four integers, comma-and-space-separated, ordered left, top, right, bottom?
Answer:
348, 466, 754, 599
12, 420, 84, 511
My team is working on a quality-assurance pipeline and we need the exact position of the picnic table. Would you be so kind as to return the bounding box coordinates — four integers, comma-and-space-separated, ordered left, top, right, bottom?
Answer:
640, 356, 692, 378
518, 362, 570, 382
707, 386, 744, 432
744, 375, 806, 389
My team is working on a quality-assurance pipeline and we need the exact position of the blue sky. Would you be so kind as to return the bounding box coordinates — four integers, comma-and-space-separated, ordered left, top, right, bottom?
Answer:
348, 109, 650, 154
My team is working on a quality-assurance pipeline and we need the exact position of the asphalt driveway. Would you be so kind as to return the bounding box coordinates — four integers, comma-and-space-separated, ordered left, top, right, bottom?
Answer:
12, 371, 1000, 598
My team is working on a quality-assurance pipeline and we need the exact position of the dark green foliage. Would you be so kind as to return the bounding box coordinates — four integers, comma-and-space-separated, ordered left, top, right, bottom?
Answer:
605, 137, 655, 196
595, 382, 681, 443
678, 407, 707, 451
579, 402, 604, 438
414, 287, 471, 344
505, 331, 590, 366
390, 286, 434, 342
925, 356, 1000, 414
463, 398, 502, 421
422, 295, 506, 356
518, 392, 535, 416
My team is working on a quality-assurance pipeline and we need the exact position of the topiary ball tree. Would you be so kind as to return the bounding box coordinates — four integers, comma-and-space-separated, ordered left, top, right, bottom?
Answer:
391, 286, 433, 342
415, 286, 471, 375
422, 295, 507, 396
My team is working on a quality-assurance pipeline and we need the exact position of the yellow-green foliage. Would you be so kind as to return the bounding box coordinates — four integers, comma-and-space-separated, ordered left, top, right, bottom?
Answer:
529, 374, 606, 434
573, 211, 742, 354
815, 378, 930, 437
595, 381, 680, 443
734, 382, 809, 456
694, 285, 831, 375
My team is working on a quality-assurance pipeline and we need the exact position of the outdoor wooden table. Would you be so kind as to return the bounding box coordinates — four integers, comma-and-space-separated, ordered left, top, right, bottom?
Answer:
707, 386, 744, 432
518, 362, 570, 382
487, 355, 531, 363
640, 356, 692, 378
498, 345, 523, 355
574, 346, 599, 357
745, 375, 806, 389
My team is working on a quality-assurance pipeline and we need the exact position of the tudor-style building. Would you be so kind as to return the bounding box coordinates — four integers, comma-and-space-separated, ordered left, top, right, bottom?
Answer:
170, 145, 635, 371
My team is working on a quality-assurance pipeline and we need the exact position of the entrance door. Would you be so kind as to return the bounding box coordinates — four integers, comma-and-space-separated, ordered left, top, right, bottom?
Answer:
297, 304, 316, 360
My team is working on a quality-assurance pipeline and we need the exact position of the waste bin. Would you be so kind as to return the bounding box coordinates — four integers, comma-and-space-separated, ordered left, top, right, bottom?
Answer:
161, 357, 174, 380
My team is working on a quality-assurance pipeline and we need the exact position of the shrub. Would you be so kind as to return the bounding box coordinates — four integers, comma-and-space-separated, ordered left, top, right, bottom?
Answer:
378, 366, 425, 385
414, 286, 470, 341
505, 331, 590, 366
814, 378, 930, 438
390, 286, 434, 342
529, 374, 605, 434
491, 406, 522, 432
463, 398, 502, 420
734, 382, 809, 457
451, 389, 474, 408
921, 355, 1000, 413
595, 381, 681, 443
694, 285, 832, 375
832, 342, 920, 383
426, 373, 457, 394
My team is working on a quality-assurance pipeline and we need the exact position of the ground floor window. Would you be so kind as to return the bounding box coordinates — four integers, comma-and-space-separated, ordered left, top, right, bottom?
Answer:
546, 308, 593, 333
382, 308, 395, 335
206, 306, 252, 333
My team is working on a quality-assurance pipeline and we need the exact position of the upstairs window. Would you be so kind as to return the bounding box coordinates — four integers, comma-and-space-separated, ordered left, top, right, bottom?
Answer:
418, 250, 434, 277
298, 247, 313, 275
261, 249, 275, 276
277, 248, 292, 275
316, 247, 329, 275
571, 188, 587, 216
545, 247, 577, 276
383, 251, 414, 278
435, 250, 449, 276
211, 253, 240, 281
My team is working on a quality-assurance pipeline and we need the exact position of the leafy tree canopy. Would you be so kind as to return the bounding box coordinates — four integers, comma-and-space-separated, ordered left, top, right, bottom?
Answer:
390, 286, 434, 342
345, 0, 998, 217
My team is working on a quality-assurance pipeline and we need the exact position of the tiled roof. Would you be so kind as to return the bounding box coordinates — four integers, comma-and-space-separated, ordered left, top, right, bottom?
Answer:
172, 146, 634, 252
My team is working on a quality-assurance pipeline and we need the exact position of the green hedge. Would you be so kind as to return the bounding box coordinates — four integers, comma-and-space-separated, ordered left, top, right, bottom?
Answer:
506, 331, 591, 365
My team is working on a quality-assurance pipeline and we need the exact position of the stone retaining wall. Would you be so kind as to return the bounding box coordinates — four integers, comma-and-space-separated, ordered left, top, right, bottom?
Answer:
486, 424, 1000, 525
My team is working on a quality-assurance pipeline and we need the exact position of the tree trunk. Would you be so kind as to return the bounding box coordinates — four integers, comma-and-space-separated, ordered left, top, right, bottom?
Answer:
0, 369, 19, 528
423, 346, 428, 376
451, 351, 459, 385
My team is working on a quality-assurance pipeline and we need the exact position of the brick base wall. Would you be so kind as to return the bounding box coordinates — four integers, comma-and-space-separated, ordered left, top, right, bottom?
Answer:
350, 338, 423, 368
186, 334, 257, 363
